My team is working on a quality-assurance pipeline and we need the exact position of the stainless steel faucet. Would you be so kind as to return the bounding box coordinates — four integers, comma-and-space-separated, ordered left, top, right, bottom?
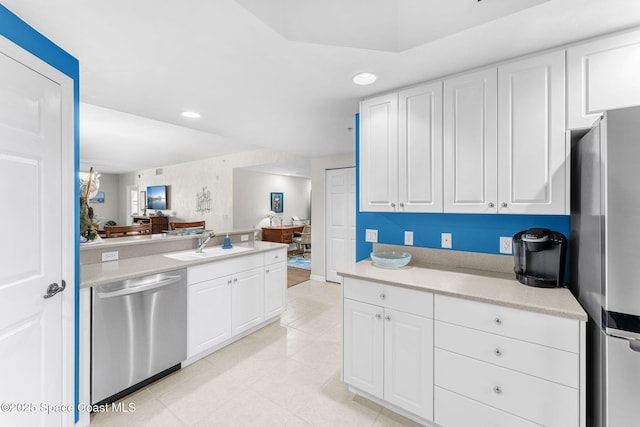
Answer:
196, 231, 215, 253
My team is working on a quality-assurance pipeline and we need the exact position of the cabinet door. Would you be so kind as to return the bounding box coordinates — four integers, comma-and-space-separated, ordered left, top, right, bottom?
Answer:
444, 68, 498, 213
398, 82, 443, 213
383, 308, 434, 420
567, 29, 640, 129
188, 276, 232, 357
359, 93, 398, 212
264, 261, 286, 319
231, 267, 265, 336
343, 298, 384, 398
498, 50, 566, 214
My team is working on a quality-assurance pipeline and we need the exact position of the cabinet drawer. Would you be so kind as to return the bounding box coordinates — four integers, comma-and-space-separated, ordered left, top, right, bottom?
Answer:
264, 248, 286, 265
435, 387, 539, 427
343, 278, 433, 318
435, 321, 579, 388
435, 348, 579, 427
434, 294, 579, 353
188, 253, 263, 284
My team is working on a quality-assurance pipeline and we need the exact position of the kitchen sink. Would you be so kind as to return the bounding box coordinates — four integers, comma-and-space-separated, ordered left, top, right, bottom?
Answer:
164, 245, 254, 261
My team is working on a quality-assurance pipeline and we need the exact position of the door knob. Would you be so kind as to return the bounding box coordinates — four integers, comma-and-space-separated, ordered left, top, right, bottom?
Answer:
43, 281, 66, 299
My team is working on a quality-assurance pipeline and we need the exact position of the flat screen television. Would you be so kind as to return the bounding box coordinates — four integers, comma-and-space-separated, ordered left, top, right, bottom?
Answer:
147, 185, 168, 210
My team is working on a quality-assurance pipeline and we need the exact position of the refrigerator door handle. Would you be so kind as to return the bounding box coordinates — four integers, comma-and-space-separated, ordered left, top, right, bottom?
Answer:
630, 339, 640, 353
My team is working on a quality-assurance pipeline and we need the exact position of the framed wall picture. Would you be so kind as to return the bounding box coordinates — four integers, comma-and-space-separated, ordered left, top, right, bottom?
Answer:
90, 191, 105, 203
270, 192, 283, 213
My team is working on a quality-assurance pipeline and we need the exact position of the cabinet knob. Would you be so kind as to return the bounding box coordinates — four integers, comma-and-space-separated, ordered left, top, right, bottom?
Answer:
488, 202, 495, 208
233, 278, 238, 283
390, 203, 396, 208
228, 280, 232, 285
274, 255, 279, 259
375, 313, 382, 319
493, 386, 502, 394
399, 202, 405, 208
379, 293, 386, 300
494, 317, 502, 326
384, 315, 391, 321
266, 269, 270, 274
494, 348, 502, 357
501, 202, 508, 208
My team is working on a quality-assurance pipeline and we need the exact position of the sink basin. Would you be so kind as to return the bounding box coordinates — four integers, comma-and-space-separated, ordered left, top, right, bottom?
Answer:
164, 245, 254, 261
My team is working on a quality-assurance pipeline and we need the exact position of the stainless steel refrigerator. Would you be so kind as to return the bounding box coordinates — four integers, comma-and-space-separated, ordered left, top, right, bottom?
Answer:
571, 106, 640, 427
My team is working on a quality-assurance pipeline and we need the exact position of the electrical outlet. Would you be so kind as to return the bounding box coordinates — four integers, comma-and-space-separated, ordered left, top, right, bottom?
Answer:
365, 229, 378, 243
102, 251, 119, 262
241, 234, 249, 241
441, 233, 452, 249
500, 236, 513, 254
404, 231, 414, 246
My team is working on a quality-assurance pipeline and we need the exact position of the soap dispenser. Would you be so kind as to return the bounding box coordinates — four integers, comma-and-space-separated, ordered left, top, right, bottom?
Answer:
222, 233, 232, 249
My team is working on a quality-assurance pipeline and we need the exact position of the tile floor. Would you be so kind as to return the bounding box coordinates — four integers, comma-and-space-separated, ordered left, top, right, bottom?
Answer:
90, 280, 421, 427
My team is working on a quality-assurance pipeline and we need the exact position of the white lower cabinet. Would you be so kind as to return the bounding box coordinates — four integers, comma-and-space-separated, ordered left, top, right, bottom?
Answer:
264, 259, 286, 319
342, 278, 433, 422
435, 387, 539, 427
231, 267, 265, 336
187, 248, 286, 360
433, 294, 584, 427
188, 276, 232, 357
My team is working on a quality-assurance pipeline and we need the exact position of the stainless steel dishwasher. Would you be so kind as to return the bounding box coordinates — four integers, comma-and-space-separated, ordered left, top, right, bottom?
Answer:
91, 269, 187, 404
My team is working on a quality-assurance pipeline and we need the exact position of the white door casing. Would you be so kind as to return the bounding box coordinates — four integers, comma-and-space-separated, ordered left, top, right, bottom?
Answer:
325, 167, 355, 283
0, 35, 75, 427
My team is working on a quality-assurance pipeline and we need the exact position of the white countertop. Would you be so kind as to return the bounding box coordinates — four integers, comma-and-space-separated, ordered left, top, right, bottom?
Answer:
80, 240, 286, 288
339, 260, 587, 321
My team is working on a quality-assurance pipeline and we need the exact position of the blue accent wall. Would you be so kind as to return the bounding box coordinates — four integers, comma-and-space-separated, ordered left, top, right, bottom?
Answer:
354, 114, 570, 262
0, 4, 80, 422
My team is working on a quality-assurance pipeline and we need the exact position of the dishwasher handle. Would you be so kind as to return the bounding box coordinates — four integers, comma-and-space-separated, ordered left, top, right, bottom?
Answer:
97, 275, 183, 298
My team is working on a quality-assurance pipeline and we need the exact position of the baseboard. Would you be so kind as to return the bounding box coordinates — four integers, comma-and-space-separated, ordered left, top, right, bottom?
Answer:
310, 274, 325, 282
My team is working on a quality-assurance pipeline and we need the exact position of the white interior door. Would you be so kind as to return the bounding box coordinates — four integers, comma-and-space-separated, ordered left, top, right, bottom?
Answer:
0, 38, 73, 426
325, 167, 355, 283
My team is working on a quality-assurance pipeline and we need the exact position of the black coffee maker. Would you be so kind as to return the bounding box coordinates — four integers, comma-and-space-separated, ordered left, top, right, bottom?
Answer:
512, 228, 567, 288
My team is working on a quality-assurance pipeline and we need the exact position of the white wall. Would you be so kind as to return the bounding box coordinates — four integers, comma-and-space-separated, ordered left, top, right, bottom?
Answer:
85, 172, 120, 228
233, 169, 311, 232
119, 149, 302, 230
310, 153, 356, 281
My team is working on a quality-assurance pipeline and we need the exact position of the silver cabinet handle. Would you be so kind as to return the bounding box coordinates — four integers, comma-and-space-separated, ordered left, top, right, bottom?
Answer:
488, 202, 495, 208
44, 280, 66, 299
384, 315, 391, 321
493, 386, 502, 394
494, 317, 502, 326
494, 348, 502, 357
375, 313, 382, 319
501, 202, 508, 208
379, 293, 386, 300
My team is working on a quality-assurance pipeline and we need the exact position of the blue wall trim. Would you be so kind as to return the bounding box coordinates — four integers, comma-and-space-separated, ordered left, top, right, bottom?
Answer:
0, 4, 80, 423
354, 113, 570, 263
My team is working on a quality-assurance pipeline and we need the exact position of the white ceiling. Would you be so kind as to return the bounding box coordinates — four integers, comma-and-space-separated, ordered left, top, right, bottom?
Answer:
2, 0, 640, 175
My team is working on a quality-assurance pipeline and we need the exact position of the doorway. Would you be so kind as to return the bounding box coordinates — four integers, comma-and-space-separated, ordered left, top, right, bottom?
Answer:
126, 185, 139, 224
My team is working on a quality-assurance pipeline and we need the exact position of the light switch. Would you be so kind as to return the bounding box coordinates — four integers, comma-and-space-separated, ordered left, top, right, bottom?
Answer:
404, 231, 414, 246
365, 229, 378, 243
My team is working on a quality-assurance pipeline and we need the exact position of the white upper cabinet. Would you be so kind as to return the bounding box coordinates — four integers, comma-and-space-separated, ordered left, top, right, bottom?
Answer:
398, 83, 443, 212
360, 83, 443, 213
567, 29, 640, 129
359, 93, 398, 212
498, 50, 566, 214
444, 68, 498, 213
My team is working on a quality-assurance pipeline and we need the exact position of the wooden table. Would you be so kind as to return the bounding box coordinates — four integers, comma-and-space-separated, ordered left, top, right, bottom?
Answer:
262, 226, 304, 244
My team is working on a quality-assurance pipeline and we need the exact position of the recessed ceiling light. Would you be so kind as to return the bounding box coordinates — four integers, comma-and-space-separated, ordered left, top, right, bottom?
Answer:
181, 111, 201, 118
353, 72, 377, 85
